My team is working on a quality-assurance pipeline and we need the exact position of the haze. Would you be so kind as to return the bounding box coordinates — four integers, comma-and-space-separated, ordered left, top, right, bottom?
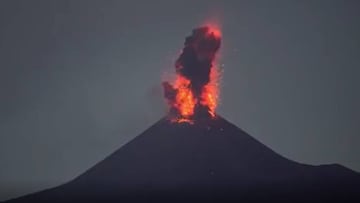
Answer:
0, 0, 359, 201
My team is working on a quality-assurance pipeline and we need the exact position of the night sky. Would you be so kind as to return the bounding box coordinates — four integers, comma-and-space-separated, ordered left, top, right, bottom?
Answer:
0, 0, 359, 201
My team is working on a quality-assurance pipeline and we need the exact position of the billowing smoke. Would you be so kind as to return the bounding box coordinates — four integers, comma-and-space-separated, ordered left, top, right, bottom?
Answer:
163, 26, 222, 123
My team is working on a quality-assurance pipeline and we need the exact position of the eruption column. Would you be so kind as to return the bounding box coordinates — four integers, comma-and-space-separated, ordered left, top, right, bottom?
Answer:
163, 26, 221, 123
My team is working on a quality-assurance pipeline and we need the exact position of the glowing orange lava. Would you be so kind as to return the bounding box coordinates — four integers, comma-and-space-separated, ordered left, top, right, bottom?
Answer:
163, 25, 222, 124
200, 65, 220, 117
173, 75, 197, 118
171, 62, 220, 122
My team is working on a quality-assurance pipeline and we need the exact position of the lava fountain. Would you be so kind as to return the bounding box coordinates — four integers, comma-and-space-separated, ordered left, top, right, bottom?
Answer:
163, 26, 222, 123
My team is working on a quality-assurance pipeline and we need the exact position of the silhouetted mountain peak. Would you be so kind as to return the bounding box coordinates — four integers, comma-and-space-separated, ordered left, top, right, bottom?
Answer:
8, 116, 360, 202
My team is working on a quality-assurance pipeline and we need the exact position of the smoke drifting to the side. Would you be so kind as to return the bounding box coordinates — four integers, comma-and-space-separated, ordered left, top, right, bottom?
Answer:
163, 26, 222, 123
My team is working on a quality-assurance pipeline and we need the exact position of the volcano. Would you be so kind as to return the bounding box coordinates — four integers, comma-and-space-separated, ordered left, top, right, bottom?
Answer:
7, 116, 360, 202
6, 26, 360, 202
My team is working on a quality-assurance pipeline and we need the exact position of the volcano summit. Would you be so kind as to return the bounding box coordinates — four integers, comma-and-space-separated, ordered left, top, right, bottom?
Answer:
6, 27, 360, 203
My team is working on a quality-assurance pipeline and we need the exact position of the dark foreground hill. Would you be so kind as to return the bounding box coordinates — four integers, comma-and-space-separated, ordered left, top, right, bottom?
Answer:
6, 116, 360, 202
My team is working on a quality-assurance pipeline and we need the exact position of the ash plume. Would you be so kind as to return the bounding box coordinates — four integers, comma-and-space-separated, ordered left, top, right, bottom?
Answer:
163, 26, 221, 120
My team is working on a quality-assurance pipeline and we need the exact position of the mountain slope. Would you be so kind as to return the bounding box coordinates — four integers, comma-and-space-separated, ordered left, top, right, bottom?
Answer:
7, 116, 360, 202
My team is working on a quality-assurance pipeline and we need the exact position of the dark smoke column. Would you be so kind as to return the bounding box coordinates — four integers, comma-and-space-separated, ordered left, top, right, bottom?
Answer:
163, 26, 221, 121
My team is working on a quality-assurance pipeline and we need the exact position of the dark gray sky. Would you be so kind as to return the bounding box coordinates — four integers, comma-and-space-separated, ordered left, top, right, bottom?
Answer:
0, 0, 359, 201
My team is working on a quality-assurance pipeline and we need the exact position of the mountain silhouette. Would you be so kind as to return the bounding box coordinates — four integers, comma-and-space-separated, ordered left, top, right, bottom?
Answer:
7, 116, 360, 202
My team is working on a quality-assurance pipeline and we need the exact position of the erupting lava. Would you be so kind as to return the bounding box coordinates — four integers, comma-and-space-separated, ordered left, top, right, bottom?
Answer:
163, 26, 222, 123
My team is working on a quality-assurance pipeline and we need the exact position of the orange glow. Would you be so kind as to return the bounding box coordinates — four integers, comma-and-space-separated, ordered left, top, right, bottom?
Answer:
170, 62, 220, 123
173, 75, 197, 118
171, 118, 194, 125
200, 64, 220, 117
205, 24, 222, 38
163, 25, 222, 124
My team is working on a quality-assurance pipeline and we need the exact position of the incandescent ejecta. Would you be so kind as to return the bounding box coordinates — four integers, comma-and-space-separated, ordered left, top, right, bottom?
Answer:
163, 26, 221, 123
